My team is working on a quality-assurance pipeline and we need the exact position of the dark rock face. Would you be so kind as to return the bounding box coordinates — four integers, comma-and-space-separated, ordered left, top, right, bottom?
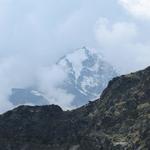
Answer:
0, 67, 150, 150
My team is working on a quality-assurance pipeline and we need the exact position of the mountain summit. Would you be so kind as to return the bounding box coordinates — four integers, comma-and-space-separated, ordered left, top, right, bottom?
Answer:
9, 47, 117, 108
56, 47, 117, 106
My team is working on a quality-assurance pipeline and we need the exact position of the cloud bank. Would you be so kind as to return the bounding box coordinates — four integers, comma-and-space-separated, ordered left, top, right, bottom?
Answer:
119, 0, 150, 19
36, 65, 75, 110
95, 17, 150, 73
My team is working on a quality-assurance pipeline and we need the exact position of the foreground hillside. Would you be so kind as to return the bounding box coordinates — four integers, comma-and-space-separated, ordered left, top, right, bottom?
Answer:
0, 66, 150, 150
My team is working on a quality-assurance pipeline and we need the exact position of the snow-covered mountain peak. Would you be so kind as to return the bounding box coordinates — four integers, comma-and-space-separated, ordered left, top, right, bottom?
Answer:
57, 47, 117, 106
9, 47, 117, 108
58, 47, 103, 80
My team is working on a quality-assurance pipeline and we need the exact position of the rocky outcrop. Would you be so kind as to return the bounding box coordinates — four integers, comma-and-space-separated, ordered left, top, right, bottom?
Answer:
0, 66, 150, 150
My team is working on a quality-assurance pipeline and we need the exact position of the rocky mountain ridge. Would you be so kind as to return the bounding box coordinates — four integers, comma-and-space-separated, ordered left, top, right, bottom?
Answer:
0, 66, 150, 150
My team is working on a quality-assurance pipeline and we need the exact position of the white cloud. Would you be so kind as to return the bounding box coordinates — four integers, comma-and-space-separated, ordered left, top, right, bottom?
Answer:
0, 57, 75, 113
95, 17, 150, 73
119, 0, 150, 19
95, 18, 138, 47
0, 55, 38, 113
36, 65, 75, 110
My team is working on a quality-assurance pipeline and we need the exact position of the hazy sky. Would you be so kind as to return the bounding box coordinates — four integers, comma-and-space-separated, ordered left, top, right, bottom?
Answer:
0, 0, 150, 112
0, 0, 149, 72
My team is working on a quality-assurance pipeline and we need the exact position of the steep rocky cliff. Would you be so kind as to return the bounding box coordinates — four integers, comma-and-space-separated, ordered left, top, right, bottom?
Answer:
0, 66, 150, 150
